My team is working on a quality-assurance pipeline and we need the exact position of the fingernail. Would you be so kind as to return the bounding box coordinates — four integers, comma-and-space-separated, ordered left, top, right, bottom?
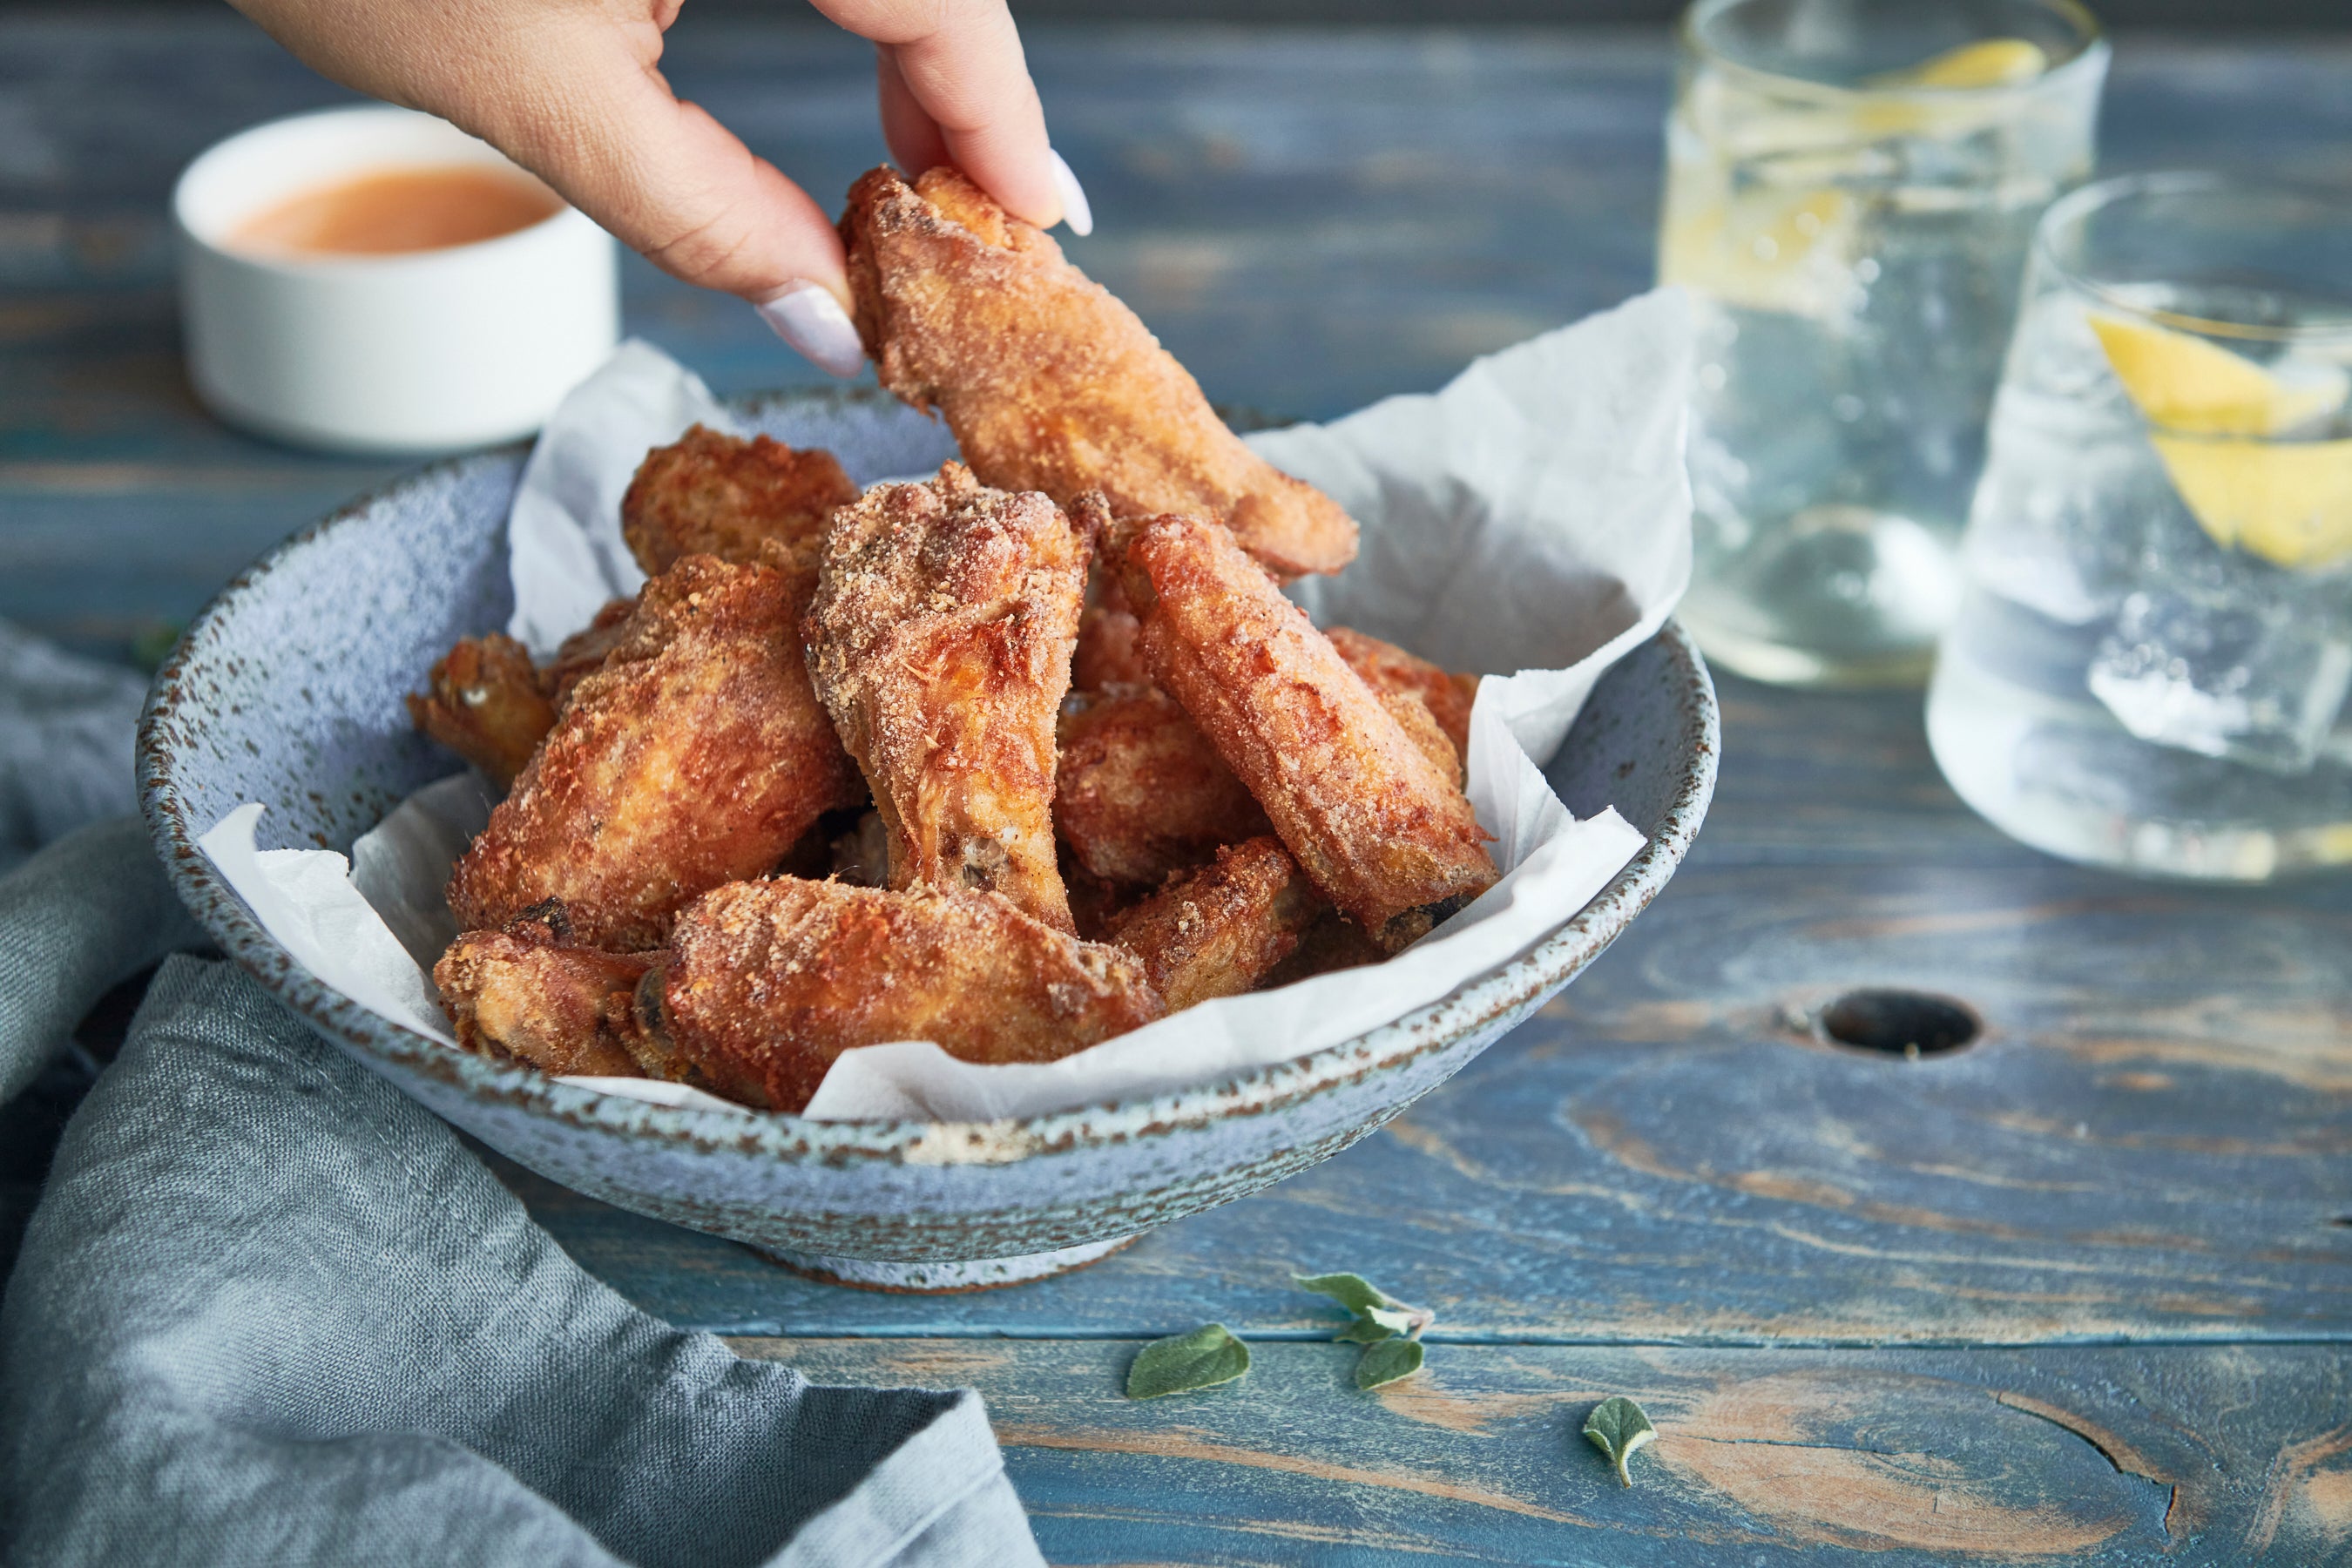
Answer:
1049, 148, 1093, 238
756, 283, 864, 378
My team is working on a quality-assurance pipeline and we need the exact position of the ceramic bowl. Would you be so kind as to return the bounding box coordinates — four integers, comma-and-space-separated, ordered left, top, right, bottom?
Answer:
139, 390, 1718, 1289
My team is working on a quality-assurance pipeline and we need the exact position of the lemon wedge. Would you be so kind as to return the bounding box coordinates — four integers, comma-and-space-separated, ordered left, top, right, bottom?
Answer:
2090, 314, 2344, 436
1870, 38, 2050, 91
1659, 185, 1855, 318
2091, 313, 2352, 570
2147, 435, 2352, 571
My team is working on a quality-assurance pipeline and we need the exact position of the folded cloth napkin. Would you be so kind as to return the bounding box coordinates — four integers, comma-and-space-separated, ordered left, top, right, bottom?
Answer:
0, 817, 1044, 1567
0, 623, 150, 876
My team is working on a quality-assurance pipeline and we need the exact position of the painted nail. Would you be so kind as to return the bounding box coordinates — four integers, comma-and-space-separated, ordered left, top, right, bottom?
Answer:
755, 282, 863, 378
1049, 147, 1093, 238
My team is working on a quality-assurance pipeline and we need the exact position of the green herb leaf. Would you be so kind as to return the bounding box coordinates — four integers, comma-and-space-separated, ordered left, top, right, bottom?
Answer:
1294, 1272, 1434, 1342
1292, 1273, 1397, 1317
1125, 1323, 1250, 1399
1354, 1335, 1425, 1389
1582, 1396, 1657, 1487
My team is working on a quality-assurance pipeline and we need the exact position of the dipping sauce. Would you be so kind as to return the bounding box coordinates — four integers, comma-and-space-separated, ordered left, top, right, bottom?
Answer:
230, 166, 561, 258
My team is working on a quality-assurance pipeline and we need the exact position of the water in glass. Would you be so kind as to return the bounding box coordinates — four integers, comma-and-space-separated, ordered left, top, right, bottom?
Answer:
1928, 175, 2352, 879
1664, 0, 2106, 685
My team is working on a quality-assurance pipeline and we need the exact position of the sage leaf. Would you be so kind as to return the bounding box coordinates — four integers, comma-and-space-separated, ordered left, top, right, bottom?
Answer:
1292, 1273, 1396, 1317
1583, 1396, 1657, 1487
1293, 1271, 1435, 1343
1125, 1323, 1250, 1399
1355, 1335, 1425, 1389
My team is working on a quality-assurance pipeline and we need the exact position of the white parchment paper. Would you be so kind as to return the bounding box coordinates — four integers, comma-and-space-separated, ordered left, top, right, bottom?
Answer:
199, 288, 1693, 1123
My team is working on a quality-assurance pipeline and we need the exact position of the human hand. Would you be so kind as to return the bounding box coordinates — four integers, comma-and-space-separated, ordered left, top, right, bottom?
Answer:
223, 0, 1092, 375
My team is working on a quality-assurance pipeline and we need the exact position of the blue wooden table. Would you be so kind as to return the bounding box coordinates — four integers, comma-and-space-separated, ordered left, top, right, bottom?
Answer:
7, 17, 2352, 1565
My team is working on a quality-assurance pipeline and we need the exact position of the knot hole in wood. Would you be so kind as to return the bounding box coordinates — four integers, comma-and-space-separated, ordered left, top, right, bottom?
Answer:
1817, 989, 1980, 1060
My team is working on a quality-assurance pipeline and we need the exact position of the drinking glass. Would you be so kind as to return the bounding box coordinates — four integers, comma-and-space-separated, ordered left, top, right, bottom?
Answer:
1928, 173, 2352, 881
1662, 0, 2108, 686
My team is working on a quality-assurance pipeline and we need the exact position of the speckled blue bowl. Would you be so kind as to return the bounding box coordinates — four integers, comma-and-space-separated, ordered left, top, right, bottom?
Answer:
139, 390, 1717, 1290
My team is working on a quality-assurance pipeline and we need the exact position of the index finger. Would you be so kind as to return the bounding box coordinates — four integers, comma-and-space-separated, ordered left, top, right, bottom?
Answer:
813, 0, 1063, 229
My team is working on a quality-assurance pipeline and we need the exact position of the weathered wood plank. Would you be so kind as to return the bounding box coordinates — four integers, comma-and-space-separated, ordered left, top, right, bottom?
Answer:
729, 1337, 2352, 1565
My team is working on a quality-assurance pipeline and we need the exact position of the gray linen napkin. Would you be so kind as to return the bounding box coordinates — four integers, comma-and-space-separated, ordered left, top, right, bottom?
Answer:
0, 623, 149, 876
0, 634, 1044, 1567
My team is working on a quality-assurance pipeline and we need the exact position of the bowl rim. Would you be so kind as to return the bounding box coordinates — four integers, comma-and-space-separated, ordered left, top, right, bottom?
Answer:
139, 387, 1719, 1168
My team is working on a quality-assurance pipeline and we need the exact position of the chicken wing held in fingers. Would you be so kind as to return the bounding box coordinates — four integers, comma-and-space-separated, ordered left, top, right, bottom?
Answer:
1110, 836, 1326, 1012
620, 424, 858, 578
1056, 685, 1272, 886
806, 463, 1090, 931
434, 905, 652, 1078
628, 879, 1165, 1112
406, 632, 557, 791
1117, 513, 1499, 951
446, 551, 864, 950
841, 165, 1359, 579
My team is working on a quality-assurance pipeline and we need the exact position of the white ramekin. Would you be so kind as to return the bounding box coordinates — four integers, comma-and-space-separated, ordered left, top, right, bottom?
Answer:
174, 105, 620, 455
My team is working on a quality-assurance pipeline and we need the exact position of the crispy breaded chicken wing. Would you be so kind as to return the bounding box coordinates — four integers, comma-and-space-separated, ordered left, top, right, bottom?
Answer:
1074, 569, 1152, 691
406, 632, 555, 790
542, 596, 638, 709
1117, 513, 1498, 951
806, 463, 1089, 931
446, 551, 864, 950
434, 906, 652, 1078
1056, 685, 1270, 886
1327, 626, 1479, 771
1110, 836, 1324, 1012
841, 165, 1359, 579
1262, 907, 1389, 988
828, 811, 890, 887
628, 878, 1164, 1112
620, 424, 858, 578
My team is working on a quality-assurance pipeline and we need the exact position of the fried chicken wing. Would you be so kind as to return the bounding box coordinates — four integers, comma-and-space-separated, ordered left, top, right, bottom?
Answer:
1110, 837, 1324, 1012
434, 906, 652, 1078
841, 165, 1359, 579
806, 463, 1089, 931
1376, 679, 1465, 790
1262, 907, 1389, 988
405, 633, 557, 792
1327, 626, 1479, 772
620, 424, 857, 578
1074, 571, 1152, 691
1056, 685, 1271, 885
1061, 845, 1139, 943
542, 596, 637, 709
828, 811, 891, 887
446, 551, 863, 950
628, 878, 1164, 1112
1116, 513, 1498, 951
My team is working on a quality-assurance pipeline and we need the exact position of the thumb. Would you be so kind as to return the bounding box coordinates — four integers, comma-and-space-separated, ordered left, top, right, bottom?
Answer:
468, 30, 863, 375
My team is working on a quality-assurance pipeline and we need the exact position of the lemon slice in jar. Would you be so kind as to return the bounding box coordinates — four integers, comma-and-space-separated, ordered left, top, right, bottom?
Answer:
2091, 313, 2352, 571
1869, 38, 2050, 90
1658, 186, 1855, 318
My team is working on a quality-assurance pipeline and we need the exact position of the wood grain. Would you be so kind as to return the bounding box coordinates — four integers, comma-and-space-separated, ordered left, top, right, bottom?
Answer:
733, 1336, 2352, 1565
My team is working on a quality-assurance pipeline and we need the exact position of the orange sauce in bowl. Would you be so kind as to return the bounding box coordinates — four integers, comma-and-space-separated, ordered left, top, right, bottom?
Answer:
230, 166, 562, 258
